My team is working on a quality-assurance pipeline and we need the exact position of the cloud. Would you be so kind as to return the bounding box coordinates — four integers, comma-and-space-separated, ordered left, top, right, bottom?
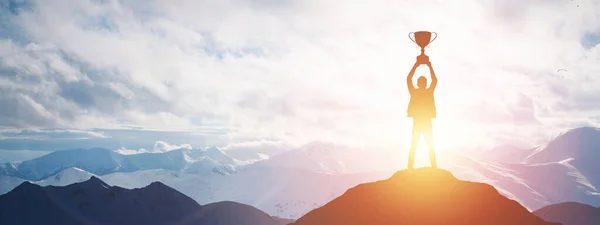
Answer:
0, 128, 226, 151
0, 128, 108, 139
152, 140, 192, 152
113, 140, 192, 155
0, 0, 599, 151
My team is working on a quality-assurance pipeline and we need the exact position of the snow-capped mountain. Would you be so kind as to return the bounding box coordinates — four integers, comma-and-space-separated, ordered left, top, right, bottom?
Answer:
526, 127, 600, 164
525, 127, 600, 188
501, 160, 600, 210
202, 146, 246, 166
243, 141, 401, 174
3, 126, 600, 219
35, 167, 95, 187
0, 167, 97, 195
0, 148, 126, 180
453, 156, 600, 211
399, 148, 600, 212
0, 147, 238, 180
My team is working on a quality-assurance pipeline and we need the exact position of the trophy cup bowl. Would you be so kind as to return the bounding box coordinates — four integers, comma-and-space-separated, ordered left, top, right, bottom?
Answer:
409, 31, 437, 50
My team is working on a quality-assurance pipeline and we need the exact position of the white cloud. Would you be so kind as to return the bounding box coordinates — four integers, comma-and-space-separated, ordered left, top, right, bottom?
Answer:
114, 141, 192, 154
0, 0, 599, 151
152, 140, 192, 153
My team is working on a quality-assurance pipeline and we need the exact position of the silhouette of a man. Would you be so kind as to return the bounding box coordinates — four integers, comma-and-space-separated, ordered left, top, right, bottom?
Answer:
406, 55, 437, 169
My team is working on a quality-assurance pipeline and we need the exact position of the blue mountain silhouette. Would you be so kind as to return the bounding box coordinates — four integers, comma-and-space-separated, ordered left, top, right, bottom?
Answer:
0, 177, 283, 225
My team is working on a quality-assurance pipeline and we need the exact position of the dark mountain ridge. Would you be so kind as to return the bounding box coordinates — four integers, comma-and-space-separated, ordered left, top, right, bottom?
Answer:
0, 177, 283, 225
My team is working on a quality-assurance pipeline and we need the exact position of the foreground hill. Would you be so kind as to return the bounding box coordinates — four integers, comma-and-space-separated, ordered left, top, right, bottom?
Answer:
291, 168, 558, 225
0, 177, 283, 225
534, 202, 600, 225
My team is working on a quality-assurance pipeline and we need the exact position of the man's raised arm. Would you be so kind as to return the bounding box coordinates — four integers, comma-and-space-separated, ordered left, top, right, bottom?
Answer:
407, 63, 419, 93
427, 62, 437, 91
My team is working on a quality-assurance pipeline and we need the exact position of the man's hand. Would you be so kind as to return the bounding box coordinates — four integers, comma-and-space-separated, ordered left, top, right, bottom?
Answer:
426, 61, 432, 68
417, 55, 429, 65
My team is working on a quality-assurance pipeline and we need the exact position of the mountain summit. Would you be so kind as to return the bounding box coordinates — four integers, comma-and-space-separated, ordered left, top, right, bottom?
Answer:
291, 168, 558, 225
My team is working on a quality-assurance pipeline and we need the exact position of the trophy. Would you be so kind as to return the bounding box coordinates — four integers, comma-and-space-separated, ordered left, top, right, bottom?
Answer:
409, 31, 437, 64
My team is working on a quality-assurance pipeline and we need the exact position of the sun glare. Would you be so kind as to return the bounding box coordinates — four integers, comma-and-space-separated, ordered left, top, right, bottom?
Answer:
409, 119, 467, 168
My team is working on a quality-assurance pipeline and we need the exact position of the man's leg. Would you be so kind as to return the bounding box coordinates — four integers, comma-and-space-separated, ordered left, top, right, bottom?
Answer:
423, 119, 437, 168
408, 120, 421, 169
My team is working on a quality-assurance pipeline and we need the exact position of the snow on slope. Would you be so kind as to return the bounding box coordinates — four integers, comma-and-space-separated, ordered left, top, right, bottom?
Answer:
0, 167, 95, 195
500, 160, 600, 210
525, 127, 600, 188
0, 148, 125, 180
4, 127, 600, 218
204, 146, 242, 165
35, 167, 95, 187
0, 175, 25, 194
1, 149, 598, 218
526, 127, 600, 164
0, 147, 238, 180
444, 152, 600, 211
432, 151, 551, 211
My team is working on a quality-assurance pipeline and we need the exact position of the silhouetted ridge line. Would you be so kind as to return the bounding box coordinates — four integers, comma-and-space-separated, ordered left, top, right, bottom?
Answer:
292, 168, 559, 225
0, 177, 284, 225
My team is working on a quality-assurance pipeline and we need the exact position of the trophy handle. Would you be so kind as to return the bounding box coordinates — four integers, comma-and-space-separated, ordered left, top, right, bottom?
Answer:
429, 32, 438, 44
408, 32, 417, 44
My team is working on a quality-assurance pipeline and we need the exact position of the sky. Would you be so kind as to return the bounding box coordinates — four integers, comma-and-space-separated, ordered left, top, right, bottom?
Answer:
0, 0, 600, 159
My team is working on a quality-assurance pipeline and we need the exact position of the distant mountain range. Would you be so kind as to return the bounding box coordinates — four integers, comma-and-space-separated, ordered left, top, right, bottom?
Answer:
1, 168, 570, 225
0, 147, 238, 180
0, 165, 391, 219
1, 126, 600, 219
242, 141, 401, 174
0, 176, 287, 225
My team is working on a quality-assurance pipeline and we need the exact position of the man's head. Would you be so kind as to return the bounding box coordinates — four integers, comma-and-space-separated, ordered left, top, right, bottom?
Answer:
417, 76, 428, 89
